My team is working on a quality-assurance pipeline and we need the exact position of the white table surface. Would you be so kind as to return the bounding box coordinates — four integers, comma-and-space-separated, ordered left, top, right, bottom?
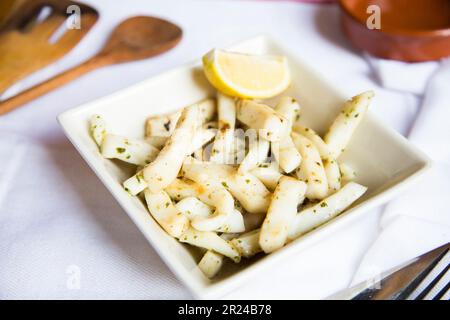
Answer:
0, 0, 422, 299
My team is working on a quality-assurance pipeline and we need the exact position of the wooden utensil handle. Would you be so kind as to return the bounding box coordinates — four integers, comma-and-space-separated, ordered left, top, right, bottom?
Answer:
0, 57, 106, 116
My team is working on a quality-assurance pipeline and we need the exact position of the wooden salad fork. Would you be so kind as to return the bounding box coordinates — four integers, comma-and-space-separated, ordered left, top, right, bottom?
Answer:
0, 0, 98, 96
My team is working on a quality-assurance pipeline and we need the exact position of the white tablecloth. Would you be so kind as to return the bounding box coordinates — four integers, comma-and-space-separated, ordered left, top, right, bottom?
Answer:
0, 0, 434, 299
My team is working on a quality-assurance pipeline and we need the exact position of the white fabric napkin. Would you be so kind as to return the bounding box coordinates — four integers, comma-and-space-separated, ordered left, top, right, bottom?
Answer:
0, 134, 191, 299
351, 58, 450, 286
364, 55, 440, 95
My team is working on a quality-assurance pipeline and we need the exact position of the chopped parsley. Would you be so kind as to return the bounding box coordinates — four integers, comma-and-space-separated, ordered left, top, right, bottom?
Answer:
164, 120, 171, 131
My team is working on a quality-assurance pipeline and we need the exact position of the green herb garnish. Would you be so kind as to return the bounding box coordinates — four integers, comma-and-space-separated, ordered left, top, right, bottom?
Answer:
164, 120, 171, 131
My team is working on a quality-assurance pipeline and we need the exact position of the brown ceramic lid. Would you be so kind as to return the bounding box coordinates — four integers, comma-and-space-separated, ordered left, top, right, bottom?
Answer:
339, 0, 450, 62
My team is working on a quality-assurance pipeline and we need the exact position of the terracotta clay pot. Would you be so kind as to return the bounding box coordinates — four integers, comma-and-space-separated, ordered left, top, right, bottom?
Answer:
339, 0, 450, 62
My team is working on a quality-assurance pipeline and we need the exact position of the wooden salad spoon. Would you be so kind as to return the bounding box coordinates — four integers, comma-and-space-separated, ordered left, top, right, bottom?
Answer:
0, 16, 182, 115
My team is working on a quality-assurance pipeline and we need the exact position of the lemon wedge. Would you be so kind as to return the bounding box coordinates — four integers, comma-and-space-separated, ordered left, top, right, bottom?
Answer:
202, 49, 290, 99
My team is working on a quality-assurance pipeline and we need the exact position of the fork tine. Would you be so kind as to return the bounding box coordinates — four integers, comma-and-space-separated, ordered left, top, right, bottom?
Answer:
395, 248, 449, 300
30, 14, 66, 40
415, 260, 450, 300
1, 1, 42, 32
432, 280, 450, 300
54, 13, 96, 47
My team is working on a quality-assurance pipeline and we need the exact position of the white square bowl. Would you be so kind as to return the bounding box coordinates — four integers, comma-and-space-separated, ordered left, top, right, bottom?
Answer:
58, 35, 431, 299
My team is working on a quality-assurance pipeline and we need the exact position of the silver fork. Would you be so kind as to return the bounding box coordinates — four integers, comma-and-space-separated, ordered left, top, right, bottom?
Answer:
350, 243, 449, 300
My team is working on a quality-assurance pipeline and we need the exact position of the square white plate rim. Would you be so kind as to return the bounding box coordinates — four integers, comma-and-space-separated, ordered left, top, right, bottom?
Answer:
57, 34, 432, 299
